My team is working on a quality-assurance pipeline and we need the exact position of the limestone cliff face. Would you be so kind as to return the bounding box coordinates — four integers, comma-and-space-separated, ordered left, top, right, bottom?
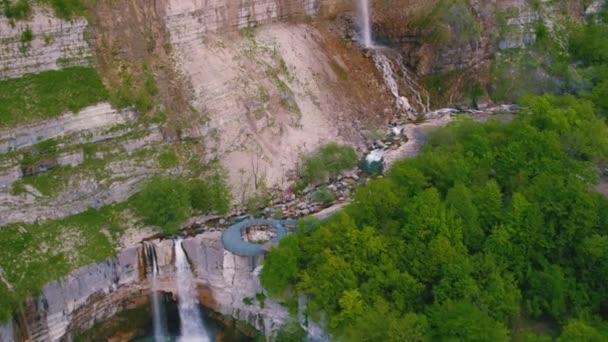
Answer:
0, 8, 91, 79
371, 0, 584, 75
0, 231, 287, 342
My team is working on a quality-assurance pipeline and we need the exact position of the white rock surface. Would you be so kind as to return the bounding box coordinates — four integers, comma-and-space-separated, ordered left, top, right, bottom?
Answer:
164, 0, 318, 41
0, 103, 137, 154
167, 19, 351, 197
0, 8, 91, 79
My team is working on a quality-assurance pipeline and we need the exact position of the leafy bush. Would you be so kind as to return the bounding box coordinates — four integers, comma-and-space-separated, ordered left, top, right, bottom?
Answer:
19, 26, 32, 43
299, 143, 358, 186
311, 186, 335, 205
2, 0, 85, 19
1, 0, 31, 19
569, 24, 608, 66
46, 0, 85, 19
189, 176, 231, 215
134, 177, 191, 234
244, 191, 272, 217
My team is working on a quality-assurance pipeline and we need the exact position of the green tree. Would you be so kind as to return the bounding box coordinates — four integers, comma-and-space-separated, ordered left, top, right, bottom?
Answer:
189, 167, 231, 215
525, 264, 567, 319
446, 183, 484, 251
558, 319, 607, 342
429, 300, 509, 341
260, 235, 300, 298
134, 177, 191, 234
299, 143, 358, 185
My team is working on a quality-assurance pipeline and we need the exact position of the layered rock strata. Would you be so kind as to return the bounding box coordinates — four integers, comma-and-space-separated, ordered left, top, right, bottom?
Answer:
0, 8, 91, 79
0, 231, 287, 341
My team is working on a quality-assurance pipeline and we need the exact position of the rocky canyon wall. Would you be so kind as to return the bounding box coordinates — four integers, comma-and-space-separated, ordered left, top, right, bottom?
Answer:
371, 0, 585, 75
0, 8, 91, 79
0, 231, 285, 342
161, 0, 389, 199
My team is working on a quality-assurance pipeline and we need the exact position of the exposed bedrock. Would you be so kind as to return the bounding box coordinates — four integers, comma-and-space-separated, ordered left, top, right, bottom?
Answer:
0, 8, 91, 80
0, 231, 286, 342
0, 103, 136, 155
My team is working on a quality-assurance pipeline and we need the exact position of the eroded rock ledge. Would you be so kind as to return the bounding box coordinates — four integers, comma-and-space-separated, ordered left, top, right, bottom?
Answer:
0, 230, 287, 342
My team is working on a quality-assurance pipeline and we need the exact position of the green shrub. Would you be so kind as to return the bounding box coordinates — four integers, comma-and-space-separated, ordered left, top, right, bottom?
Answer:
109, 65, 157, 113
189, 165, 231, 215
10, 181, 26, 195
2, 0, 31, 19
45, 0, 85, 19
1, 0, 84, 20
299, 143, 357, 186
255, 292, 266, 308
18, 26, 33, 52
245, 192, 272, 217
569, 23, 608, 66
19, 26, 32, 43
134, 176, 191, 234
158, 148, 178, 169
275, 317, 306, 342
311, 186, 335, 205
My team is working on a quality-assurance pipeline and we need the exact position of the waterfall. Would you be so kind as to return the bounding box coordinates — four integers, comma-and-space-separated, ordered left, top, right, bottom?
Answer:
146, 243, 168, 341
356, 0, 373, 48
174, 239, 210, 342
372, 50, 430, 114
354, 0, 430, 116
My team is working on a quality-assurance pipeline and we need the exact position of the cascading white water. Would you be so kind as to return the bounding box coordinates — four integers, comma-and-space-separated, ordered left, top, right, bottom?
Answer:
175, 239, 210, 342
357, 0, 373, 48
372, 52, 411, 112
372, 50, 430, 114
147, 244, 168, 341
354, 0, 430, 115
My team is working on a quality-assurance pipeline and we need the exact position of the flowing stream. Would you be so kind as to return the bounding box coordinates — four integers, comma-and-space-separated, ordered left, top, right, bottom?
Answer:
175, 239, 211, 342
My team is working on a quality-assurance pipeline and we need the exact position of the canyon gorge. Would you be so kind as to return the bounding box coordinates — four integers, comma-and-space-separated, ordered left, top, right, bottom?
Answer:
0, 0, 606, 340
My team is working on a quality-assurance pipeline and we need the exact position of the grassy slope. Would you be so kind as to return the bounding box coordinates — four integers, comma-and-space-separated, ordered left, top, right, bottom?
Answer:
0, 204, 129, 321
0, 67, 108, 128
2, 0, 86, 20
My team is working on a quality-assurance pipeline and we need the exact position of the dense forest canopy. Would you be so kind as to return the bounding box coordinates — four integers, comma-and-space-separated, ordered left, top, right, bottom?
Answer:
261, 10, 608, 340
262, 93, 608, 341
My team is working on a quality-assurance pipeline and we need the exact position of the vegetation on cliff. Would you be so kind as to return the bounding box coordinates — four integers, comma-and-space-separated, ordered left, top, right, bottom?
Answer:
262, 92, 608, 340
0, 167, 231, 320
0, 205, 127, 321
134, 171, 231, 235
296, 143, 358, 190
2, 0, 85, 20
0, 67, 108, 128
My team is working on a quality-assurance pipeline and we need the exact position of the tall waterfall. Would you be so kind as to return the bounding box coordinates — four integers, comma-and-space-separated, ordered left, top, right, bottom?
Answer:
354, 0, 430, 115
175, 239, 210, 342
146, 243, 168, 341
357, 0, 373, 48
